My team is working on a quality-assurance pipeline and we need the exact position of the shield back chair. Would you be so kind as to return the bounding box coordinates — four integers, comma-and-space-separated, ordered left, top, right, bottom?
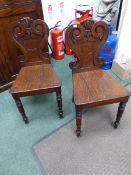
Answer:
9, 17, 63, 124
65, 19, 130, 137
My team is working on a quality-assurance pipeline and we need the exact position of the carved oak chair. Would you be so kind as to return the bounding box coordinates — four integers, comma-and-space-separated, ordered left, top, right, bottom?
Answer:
9, 17, 63, 123
66, 19, 130, 137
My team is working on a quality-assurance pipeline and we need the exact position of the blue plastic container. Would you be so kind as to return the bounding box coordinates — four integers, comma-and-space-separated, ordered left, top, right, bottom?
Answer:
98, 25, 118, 70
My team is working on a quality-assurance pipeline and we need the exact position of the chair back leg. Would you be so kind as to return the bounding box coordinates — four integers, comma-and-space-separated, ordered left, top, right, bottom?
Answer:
56, 87, 63, 118
76, 107, 82, 137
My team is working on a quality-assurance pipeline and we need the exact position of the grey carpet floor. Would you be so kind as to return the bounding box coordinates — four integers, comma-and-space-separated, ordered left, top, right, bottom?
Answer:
33, 85, 131, 175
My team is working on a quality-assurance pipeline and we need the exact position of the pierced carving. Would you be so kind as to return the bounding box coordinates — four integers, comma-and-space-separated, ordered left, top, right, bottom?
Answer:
9, 17, 49, 66
65, 19, 108, 72
69, 61, 81, 70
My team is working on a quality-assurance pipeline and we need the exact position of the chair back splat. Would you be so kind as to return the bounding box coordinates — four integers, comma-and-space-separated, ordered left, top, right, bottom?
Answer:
66, 19, 109, 73
9, 17, 50, 66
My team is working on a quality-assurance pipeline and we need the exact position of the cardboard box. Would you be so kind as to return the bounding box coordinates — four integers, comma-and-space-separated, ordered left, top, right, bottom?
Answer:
111, 60, 131, 80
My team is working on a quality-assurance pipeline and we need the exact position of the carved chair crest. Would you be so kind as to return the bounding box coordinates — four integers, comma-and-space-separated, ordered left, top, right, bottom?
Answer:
65, 19, 108, 73
9, 17, 49, 66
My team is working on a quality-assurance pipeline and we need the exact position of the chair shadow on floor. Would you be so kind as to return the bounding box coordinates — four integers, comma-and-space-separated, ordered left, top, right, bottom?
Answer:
20, 93, 58, 121
70, 104, 121, 137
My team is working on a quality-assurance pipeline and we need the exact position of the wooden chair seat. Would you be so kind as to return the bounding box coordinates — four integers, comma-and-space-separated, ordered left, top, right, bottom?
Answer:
73, 70, 129, 107
11, 64, 60, 97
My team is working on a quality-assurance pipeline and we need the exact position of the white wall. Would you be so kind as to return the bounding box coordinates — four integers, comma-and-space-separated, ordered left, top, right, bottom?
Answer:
41, 0, 121, 53
115, 0, 131, 63
41, 0, 120, 30
41, 0, 75, 29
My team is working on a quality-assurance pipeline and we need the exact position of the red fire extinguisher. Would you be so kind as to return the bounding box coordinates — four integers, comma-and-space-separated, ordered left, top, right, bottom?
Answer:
50, 21, 64, 60
63, 21, 73, 55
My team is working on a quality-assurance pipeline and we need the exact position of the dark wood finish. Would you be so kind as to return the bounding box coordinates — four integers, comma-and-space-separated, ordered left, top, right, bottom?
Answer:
73, 70, 129, 107
10, 64, 60, 96
66, 20, 108, 73
12, 95, 29, 124
76, 108, 82, 137
0, 0, 44, 92
56, 87, 63, 118
114, 102, 127, 128
8, 16, 50, 67
66, 19, 130, 137
9, 17, 63, 123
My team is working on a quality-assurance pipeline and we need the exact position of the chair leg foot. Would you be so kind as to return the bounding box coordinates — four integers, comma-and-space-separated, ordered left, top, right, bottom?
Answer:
56, 88, 63, 119
12, 95, 29, 124
59, 112, 63, 119
24, 119, 29, 124
113, 121, 120, 129
113, 102, 127, 129
76, 109, 82, 137
76, 130, 81, 137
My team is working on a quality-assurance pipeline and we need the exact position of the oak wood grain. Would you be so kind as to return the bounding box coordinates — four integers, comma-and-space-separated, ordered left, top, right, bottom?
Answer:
9, 17, 63, 123
66, 19, 130, 136
10, 64, 60, 97
66, 19, 108, 73
73, 69, 129, 106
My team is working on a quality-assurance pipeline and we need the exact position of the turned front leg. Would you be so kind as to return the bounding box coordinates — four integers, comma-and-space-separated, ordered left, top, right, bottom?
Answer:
56, 88, 63, 118
76, 107, 82, 137
12, 95, 29, 124
113, 101, 128, 129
